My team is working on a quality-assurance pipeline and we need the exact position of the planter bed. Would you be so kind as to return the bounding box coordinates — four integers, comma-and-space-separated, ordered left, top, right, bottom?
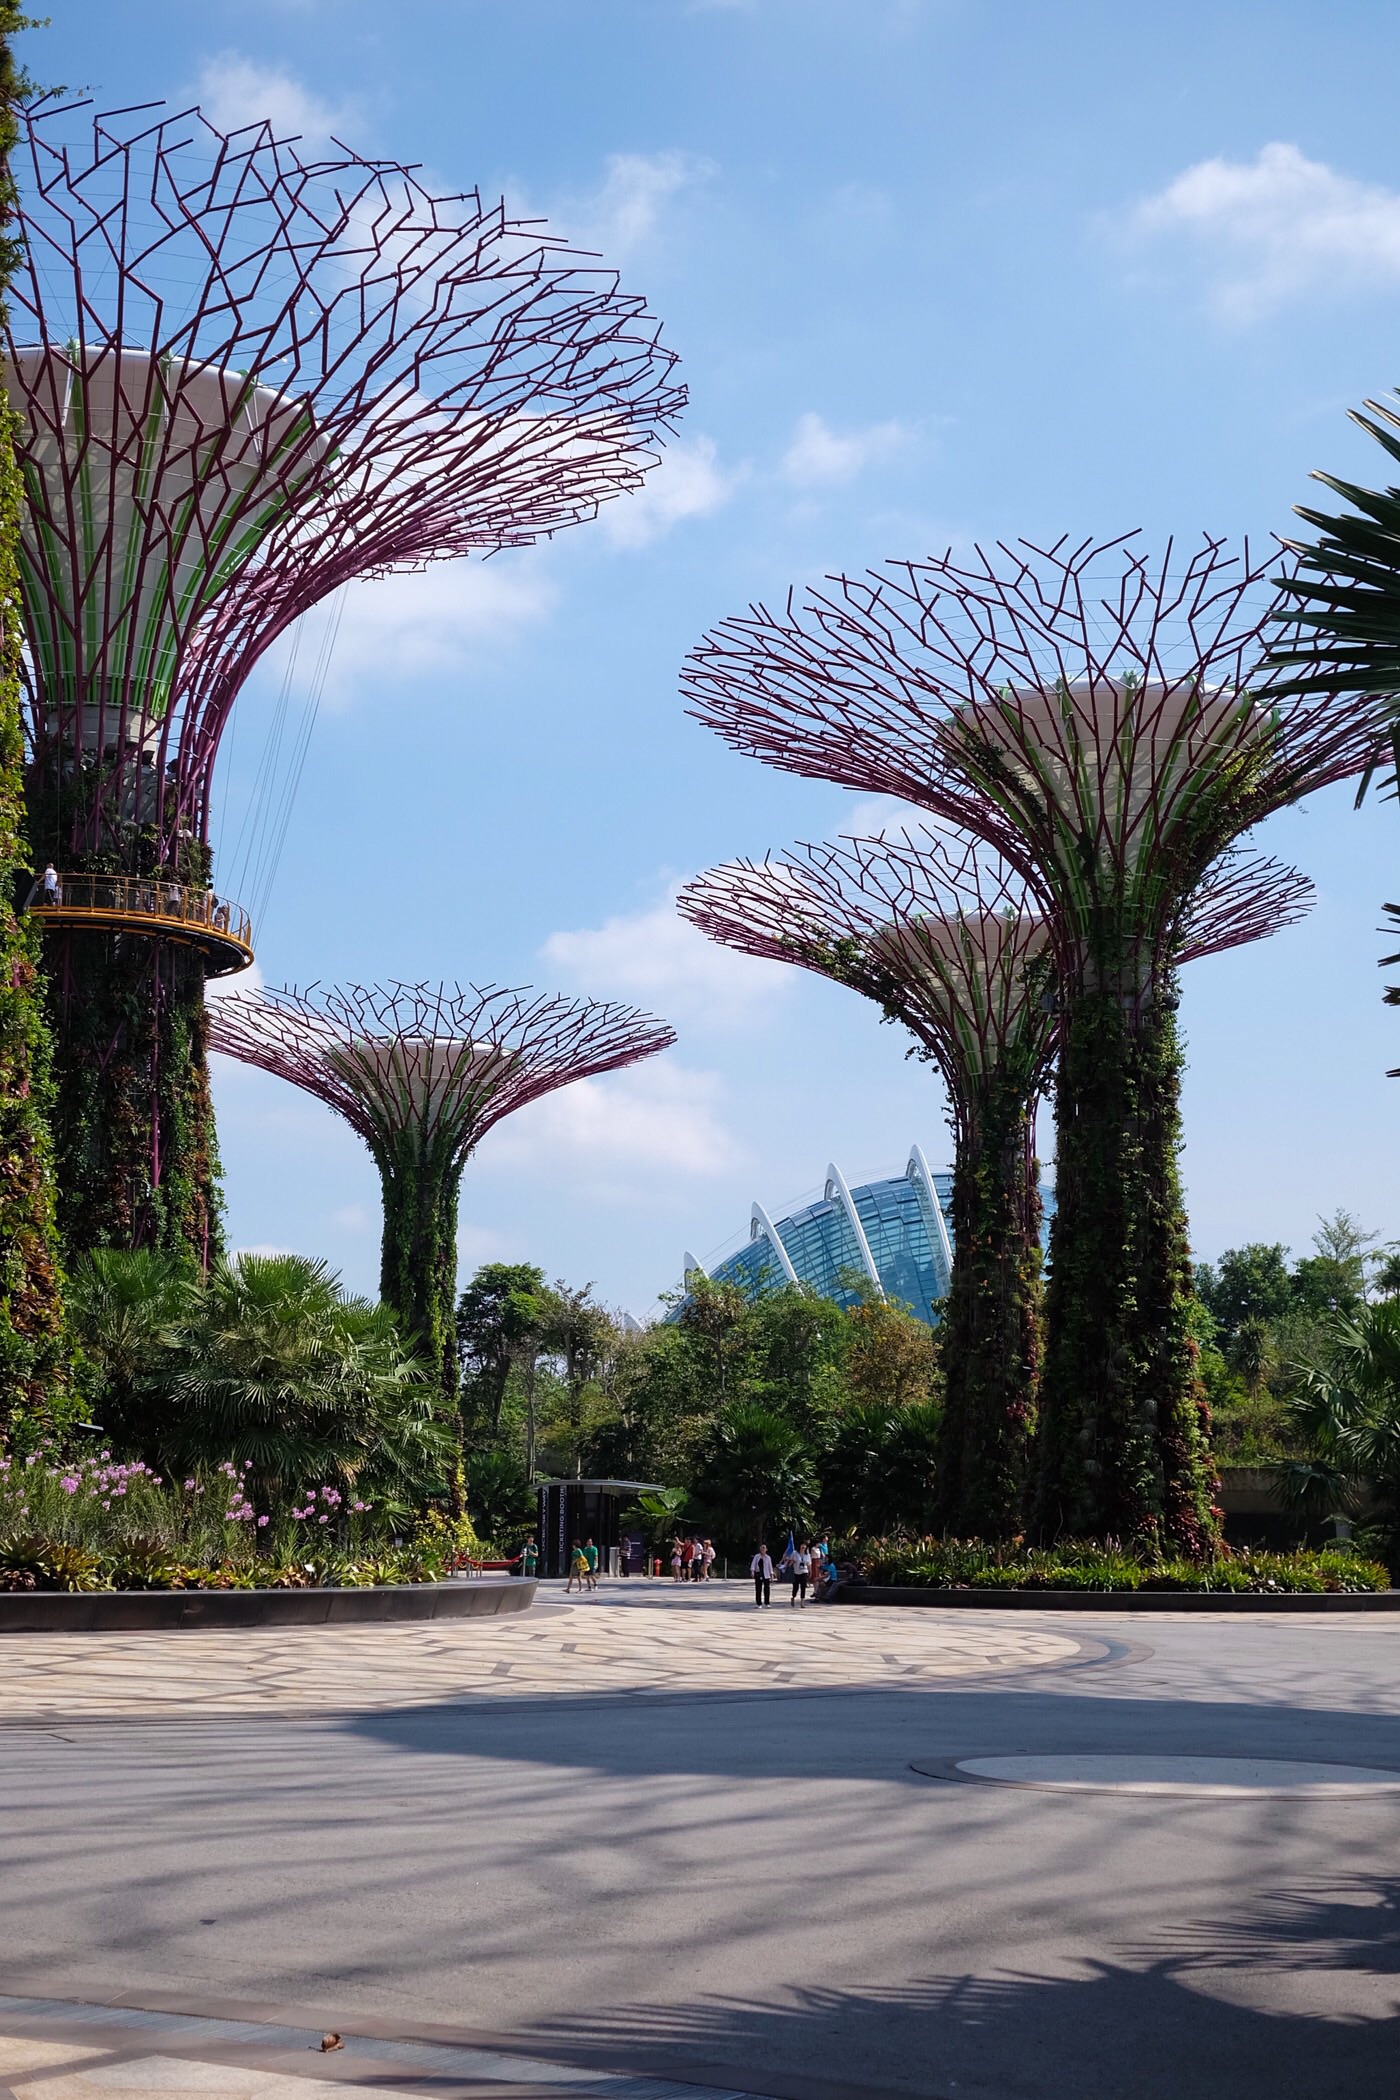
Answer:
830, 1583, 1400, 1612
0, 1575, 536, 1633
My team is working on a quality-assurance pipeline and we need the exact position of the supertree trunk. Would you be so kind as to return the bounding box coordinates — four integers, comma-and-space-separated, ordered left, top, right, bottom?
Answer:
1032, 961, 1214, 1552
935, 1073, 1042, 1541
0, 406, 65, 1428
38, 926, 222, 1262
377, 1150, 461, 1416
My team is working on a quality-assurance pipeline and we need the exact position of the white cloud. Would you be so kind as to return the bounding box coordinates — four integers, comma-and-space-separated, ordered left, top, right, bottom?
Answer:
321, 558, 555, 703
780, 410, 909, 487
485, 1060, 743, 1181
1127, 142, 1400, 320
541, 890, 791, 1028
193, 53, 357, 147
599, 434, 737, 549
550, 150, 714, 261
456, 1221, 518, 1267
836, 794, 937, 841
205, 960, 265, 1002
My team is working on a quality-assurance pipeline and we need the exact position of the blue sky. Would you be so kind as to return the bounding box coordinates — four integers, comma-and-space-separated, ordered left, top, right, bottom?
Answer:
39, 0, 1400, 1313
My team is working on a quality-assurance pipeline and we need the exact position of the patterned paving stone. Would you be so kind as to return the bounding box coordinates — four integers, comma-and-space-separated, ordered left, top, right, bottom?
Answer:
0, 1589, 1082, 1722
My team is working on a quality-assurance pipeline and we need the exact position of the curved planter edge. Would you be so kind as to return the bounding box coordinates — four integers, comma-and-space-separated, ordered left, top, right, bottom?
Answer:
0, 1576, 537, 1633
829, 1582, 1400, 1612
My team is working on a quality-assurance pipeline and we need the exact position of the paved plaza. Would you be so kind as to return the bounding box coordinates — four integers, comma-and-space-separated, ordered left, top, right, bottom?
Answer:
2, 1584, 1399, 2100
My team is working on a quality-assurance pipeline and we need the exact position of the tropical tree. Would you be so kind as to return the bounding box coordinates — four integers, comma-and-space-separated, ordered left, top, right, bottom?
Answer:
71, 1249, 438, 1510
844, 1292, 940, 1410
818, 1398, 942, 1538
690, 1401, 816, 1550
1280, 1298, 1400, 1576
465, 1448, 536, 1547
456, 1262, 549, 1444
65, 1248, 200, 1443
619, 1484, 692, 1551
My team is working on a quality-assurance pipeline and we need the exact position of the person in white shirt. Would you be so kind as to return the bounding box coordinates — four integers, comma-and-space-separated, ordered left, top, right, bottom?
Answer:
751, 1545, 773, 1607
702, 1539, 716, 1582
788, 1542, 811, 1608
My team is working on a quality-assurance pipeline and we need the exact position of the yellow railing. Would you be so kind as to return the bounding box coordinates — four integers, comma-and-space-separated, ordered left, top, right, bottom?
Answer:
28, 873, 254, 975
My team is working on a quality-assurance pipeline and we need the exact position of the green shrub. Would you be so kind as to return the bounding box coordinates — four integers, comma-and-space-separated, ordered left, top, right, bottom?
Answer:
854, 1534, 1388, 1594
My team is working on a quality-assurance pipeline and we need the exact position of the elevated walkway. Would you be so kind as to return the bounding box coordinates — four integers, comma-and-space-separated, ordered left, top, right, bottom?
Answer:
27, 873, 253, 976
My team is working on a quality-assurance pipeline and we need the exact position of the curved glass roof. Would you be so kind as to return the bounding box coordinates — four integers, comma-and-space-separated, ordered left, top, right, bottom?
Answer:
676, 1146, 1055, 1328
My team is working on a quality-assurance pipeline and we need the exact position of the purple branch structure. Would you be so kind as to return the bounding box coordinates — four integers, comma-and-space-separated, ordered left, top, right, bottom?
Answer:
9, 96, 684, 1256
208, 978, 675, 1418
681, 534, 1350, 1550
678, 829, 1312, 1537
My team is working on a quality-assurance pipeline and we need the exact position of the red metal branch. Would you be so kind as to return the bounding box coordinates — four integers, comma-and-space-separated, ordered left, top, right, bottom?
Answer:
207, 978, 676, 1164
10, 100, 686, 860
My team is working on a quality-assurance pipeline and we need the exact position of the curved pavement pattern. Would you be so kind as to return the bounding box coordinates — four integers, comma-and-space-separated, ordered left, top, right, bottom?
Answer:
3, 1586, 1400, 2100
0, 1585, 1083, 1721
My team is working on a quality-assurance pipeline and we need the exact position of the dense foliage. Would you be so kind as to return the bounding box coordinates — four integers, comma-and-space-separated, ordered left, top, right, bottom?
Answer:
67, 1248, 451, 1521
0, 7, 67, 1437
1034, 977, 1216, 1555
935, 1071, 1042, 1542
456, 1265, 940, 1552
0, 1445, 483, 1591
856, 1535, 1388, 1594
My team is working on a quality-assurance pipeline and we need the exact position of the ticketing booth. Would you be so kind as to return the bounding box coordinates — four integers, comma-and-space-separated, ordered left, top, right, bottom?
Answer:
535, 1478, 662, 1577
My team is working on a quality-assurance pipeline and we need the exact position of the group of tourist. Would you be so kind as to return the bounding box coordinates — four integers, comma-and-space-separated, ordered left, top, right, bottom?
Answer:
670, 1536, 716, 1582
565, 1537, 602, 1592
750, 1540, 828, 1608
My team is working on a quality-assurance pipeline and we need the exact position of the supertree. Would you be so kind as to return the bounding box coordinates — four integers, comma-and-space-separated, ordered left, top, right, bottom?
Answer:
207, 980, 675, 1432
0, 11, 65, 1432
6, 99, 684, 1261
683, 533, 1377, 1551
679, 828, 1312, 1539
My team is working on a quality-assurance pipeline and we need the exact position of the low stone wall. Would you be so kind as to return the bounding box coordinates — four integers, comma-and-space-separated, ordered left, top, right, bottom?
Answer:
0, 1576, 536, 1633
830, 1584, 1400, 1613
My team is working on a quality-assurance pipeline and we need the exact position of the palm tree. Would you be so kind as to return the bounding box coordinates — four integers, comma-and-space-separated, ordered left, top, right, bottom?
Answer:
66, 1248, 200, 1447
1280, 1299, 1400, 1577
167, 1255, 424, 1501
71, 1249, 437, 1510
691, 1401, 816, 1549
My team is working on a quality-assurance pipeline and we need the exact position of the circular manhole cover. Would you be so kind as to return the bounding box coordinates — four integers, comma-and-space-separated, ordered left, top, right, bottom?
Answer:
910, 1755, 1400, 1797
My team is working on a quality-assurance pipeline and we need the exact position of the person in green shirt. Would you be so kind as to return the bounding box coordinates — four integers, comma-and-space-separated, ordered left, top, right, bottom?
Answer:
582, 1538, 600, 1591
566, 1539, 589, 1592
518, 1538, 538, 1578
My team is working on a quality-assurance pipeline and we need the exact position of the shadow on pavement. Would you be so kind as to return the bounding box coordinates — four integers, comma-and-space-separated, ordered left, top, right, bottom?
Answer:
345, 1683, 1400, 1784
524, 1872, 1400, 2100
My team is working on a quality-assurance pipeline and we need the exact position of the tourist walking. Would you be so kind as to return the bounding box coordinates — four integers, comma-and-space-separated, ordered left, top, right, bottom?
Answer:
583, 1537, 600, 1591
788, 1541, 811, 1608
702, 1538, 716, 1582
751, 1544, 773, 1608
565, 1539, 588, 1593
671, 1539, 683, 1582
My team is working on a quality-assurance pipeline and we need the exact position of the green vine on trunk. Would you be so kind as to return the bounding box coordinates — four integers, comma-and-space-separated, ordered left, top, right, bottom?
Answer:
375, 1139, 465, 1510
934, 1069, 1042, 1540
0, 7, 69, 1435
1032, 960, 1217, 1556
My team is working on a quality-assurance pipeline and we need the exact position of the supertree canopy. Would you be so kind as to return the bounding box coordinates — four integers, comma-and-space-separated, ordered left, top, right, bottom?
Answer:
207, 980, 675, 1437
684, 534, 1370, 1552
679, 829, 1313, 1539
9, 98, 684, 1259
